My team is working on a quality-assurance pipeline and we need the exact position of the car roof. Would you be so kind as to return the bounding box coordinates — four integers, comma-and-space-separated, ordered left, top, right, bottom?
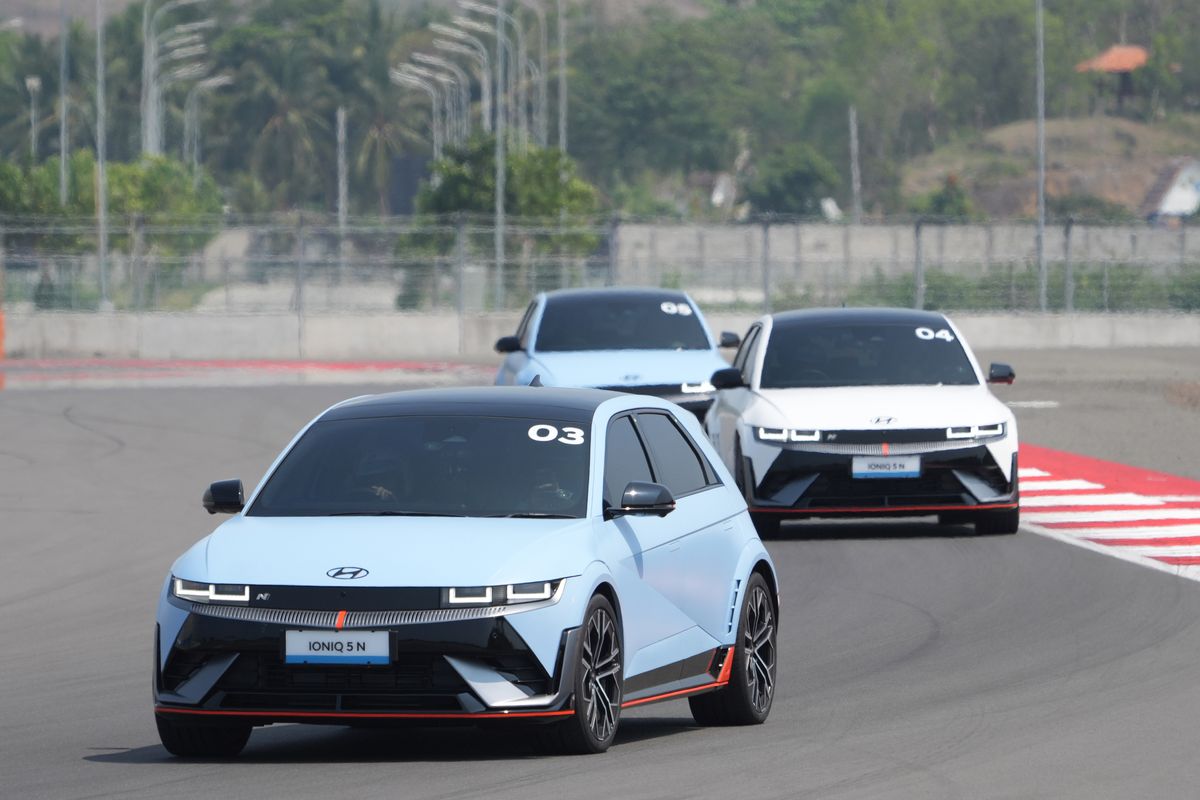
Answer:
769, 307, 950, 328
320, 386, 622, 423
541, 286, 693, 303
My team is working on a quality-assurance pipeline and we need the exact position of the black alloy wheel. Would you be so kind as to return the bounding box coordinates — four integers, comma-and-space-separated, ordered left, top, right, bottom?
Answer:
735, 438, 781, 538
155, 713, 252, 758
542, 594, 623, 754
690, 572, 777, 725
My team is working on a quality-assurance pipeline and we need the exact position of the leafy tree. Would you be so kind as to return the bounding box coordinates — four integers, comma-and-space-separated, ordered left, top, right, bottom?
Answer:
910, 174, 976, 220
744, 144, 839, 216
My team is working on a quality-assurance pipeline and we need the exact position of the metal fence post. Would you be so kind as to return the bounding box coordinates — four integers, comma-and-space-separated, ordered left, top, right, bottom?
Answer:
1063, 217, 1074, 313
760, 220, 771, 313
913, 219, 925, 310
607, 216, 619, 286
294, 215, 305, 357
130, 214, 145, 310
455, 214, 467, 354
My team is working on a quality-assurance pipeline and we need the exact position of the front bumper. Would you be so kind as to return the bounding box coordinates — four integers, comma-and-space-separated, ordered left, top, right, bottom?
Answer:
154, 600, 578, 725
744, 443, 1018, 517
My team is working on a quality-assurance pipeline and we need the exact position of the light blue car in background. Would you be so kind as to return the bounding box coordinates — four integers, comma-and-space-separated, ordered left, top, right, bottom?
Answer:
153, 386, 778, 757
494, 287, 740, 419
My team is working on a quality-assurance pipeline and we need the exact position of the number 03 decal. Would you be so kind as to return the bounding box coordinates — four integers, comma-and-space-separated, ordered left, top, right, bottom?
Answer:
914, 327, 955, 342
528, 424, 586, 445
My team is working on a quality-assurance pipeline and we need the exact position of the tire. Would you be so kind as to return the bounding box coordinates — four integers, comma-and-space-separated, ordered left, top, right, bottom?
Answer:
689, 572, 777, 726
540, 594, 623, 754
155, 713, 251, 757
937, 511, 971, 526
975, 507, 1020, 535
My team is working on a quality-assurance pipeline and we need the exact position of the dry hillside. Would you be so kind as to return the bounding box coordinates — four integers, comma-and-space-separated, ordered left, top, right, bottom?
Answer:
904, 115, 1200, 217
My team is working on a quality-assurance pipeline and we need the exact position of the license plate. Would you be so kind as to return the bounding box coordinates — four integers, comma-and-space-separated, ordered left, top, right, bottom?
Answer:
852, 455, 921, 479
284, 630, 390, 665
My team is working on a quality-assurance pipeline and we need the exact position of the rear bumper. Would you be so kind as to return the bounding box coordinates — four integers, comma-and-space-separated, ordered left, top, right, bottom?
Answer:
153, 608, 578, 725
745, 446, 1019, 518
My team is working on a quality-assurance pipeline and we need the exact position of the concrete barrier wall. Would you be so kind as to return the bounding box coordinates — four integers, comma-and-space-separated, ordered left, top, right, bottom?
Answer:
6, 311, 1198, 361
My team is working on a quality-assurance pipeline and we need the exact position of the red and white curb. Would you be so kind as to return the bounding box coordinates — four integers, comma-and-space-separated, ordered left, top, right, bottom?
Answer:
1021, 444, 1200, 582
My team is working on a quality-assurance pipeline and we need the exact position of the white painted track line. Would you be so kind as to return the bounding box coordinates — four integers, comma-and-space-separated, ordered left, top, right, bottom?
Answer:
1020, 492, 1166, 508
1025, 508, 1200, 524
1020, 479, 1105, 492
1075, 525, 1200, 539
1018, 468, 1052, 478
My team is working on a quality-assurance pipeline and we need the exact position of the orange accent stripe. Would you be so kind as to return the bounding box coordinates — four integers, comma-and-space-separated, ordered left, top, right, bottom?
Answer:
716, 646, 736, 684
155, 706, 574, 720
750, 502, 1018, 515
334, 610, 347, 630
621, 679, 727, 709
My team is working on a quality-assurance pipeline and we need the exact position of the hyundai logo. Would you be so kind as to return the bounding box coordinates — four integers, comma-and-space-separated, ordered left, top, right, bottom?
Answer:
326, 566, 369, 580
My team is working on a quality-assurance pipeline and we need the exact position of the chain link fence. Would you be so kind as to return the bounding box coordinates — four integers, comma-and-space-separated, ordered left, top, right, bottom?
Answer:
3, 214, 1198, 316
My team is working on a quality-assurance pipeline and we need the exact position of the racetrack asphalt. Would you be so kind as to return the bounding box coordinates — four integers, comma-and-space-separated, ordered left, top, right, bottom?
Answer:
2, 347, 1200, 799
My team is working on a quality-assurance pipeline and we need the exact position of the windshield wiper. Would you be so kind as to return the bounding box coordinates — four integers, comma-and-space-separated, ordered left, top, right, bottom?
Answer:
486, 512, 577, 519
328, 511, 467, 517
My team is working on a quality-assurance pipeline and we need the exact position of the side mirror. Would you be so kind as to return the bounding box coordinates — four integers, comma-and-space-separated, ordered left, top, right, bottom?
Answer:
987, 363, 1015, 385
718, 331, 741, 349
711, 367, 746, 390
495, 335, 522, 354
605, 481, 676, 519
203, 479, 245, 515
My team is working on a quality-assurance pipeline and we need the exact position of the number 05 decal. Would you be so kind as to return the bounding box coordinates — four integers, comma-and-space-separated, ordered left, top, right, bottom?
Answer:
660, 301, 694, 316
528, 424, 586, 445
915, 327, 955, 342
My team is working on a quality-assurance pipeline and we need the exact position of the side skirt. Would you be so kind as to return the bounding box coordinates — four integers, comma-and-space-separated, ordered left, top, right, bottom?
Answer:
620, 647, 735, 709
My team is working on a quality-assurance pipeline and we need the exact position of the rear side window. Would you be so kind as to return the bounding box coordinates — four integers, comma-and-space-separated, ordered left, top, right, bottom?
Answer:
635, 413, 711, 497
604, 416, 654, 507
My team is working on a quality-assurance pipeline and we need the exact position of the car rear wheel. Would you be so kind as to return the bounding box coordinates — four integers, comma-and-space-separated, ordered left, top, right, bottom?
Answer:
975, 507, 1020, 535
155, 714, 251, 757
541, 594, 623, 754
689, 572, 777, 726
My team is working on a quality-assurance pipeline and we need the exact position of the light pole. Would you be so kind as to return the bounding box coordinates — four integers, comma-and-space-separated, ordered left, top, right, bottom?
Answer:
184, 73, 231, 187
413, 53, 472, 141
556, 0, 566, 155
141, 0, 210, 156
403, 63, 460, 146
517, 0, 548, 146
431, 23, 493, 133
434, 38, 492, 134
1035, 0, 1046, 312
494, 0, 507, 308
455, 15, 517, 142
96, 0, 110, 309
25, 75, 42, 162
461, 1, 528, 151
390, 69, 444, 160
59, 0, 69, 205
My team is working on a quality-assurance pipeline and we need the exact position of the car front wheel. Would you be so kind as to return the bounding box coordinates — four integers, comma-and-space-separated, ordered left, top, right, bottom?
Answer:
975, 507, 1020, 535
542, 594, 623, 754
155, 713, 251, 757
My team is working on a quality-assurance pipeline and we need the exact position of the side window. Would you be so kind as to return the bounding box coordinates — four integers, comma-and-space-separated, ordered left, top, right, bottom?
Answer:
516, 301, 537, 348
635, 413, 710, 497
733, 325, 761, 376
603, 416, 654, 508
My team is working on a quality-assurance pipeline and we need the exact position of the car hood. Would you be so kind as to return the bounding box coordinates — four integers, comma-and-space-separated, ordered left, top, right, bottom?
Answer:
750, 384, 1013, 429
174, 515, 594, 587
529, 349, 727, 388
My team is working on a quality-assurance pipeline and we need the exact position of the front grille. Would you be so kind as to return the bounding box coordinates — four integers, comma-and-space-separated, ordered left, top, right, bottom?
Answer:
759, 447, 1011, 509
168, 647, 552, 714
184, 599, 554, 629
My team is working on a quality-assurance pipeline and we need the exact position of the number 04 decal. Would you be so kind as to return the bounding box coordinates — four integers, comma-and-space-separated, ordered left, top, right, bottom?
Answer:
528, 424, 586, 445
915, 327, 955, 342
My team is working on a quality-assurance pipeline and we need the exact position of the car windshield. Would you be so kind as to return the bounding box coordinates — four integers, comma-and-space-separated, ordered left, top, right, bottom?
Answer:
760, 322, 979, 388
249, 415, 590, 518
535, 294, 711, 352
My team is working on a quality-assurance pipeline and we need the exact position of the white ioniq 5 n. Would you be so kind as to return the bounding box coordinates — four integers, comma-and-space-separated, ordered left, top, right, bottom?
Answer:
705, 308, 1018, 537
